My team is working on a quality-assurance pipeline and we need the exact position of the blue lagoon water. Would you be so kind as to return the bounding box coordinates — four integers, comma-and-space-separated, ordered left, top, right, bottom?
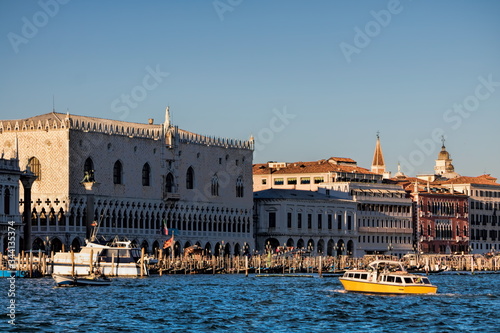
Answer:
1, 273, 499, 332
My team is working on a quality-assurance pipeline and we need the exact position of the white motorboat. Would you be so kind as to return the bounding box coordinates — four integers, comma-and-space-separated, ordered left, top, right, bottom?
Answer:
52, 238, 148, 277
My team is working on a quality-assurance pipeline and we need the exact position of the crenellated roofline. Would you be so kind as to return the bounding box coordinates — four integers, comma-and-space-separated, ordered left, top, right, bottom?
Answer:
0, 112, 254, 150
177, 127, 254, 150
0, 112, 163, 140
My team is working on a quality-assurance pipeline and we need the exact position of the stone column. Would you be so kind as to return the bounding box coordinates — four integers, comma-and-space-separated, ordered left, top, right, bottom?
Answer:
20, 170, 37, 251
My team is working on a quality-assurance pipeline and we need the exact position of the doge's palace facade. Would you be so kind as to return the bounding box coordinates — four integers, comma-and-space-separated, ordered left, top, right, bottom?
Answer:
0, 109, 254, 255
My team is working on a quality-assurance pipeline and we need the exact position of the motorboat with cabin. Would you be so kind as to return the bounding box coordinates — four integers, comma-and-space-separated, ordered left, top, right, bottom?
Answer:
52, 237, 148, 277
339, 260, 437, 294
52, 211, 149, 277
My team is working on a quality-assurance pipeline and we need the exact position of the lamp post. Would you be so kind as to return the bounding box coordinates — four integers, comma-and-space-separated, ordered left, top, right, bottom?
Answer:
388, 243, 393, 257
45, 236, 50, 254
340, 243, 345, 270
65, 232, 70, 252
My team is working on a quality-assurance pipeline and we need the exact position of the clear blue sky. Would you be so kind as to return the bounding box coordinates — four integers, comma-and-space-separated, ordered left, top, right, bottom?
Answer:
1, 0, 499, 178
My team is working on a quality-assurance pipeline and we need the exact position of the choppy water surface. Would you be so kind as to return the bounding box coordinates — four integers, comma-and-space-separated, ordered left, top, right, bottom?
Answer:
1, 273, 499, 332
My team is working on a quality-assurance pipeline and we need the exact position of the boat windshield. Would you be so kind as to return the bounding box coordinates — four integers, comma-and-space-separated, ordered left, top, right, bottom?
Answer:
371, 261, 404, 272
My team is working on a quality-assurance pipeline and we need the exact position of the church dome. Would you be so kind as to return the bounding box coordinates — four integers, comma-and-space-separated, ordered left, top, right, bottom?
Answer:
438, 145, 450, 160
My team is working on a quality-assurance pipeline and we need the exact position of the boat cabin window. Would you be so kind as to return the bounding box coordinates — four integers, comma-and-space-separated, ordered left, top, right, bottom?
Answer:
395, 277, 402, 284
101, 249, 132, 257
386, 276, 395, 283
404, 277, 413, 284
354, 273, 361, 279
360, 273, 368, 280
131, 249, 141, 259
421, 278, 431, 285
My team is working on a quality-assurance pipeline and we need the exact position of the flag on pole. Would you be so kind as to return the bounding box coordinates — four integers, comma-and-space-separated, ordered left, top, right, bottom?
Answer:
162, 220, 168, 236
163, 237, 173, 249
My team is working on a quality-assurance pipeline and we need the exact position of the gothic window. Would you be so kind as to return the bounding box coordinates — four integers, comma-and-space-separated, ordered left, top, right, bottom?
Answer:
186, 167, 194, 189
165, 173, 175, 193
28, 156, 41, 181
236, 176, 244, 197
4, 188, 10, 215
83, 157, 95, 182
40, 208, 47, 226
142, 163, 151, 186
113, 161, 123, 184
211, 174, 219, 196
49, 208, 56, 225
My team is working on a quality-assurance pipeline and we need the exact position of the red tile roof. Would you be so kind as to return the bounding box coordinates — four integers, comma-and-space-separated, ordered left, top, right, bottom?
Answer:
253, 159, 376, 175
327, 157, 357, 163
436, 174, 500, 186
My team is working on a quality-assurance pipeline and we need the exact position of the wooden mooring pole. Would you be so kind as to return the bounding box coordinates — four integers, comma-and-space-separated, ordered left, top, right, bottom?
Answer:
71, 250, 75, 276
140, 247, 145, 277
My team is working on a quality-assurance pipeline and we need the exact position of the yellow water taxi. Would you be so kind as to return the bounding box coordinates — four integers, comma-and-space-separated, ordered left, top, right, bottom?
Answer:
339, 260, 437, 294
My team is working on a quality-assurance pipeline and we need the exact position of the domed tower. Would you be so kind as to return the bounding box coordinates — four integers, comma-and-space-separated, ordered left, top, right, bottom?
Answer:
434, 136, 459, 179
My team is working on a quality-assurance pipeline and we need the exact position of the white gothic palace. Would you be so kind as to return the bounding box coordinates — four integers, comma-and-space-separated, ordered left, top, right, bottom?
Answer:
0, 109, 254, 256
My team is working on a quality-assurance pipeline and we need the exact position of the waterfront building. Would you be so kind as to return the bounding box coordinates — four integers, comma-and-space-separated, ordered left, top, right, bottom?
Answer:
252, 140, 413, 258
438, 175, 500, 254
0, 109, 254, 255
0, 156, 23, 253
253, 157, 382, 193
253, 189, 357, 256
410, 182, 469, 254
392, 140, 500, 254
318, 183, 413, 258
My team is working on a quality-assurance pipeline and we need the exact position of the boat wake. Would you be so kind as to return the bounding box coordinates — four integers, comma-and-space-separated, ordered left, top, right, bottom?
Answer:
329, 289, 349, 294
